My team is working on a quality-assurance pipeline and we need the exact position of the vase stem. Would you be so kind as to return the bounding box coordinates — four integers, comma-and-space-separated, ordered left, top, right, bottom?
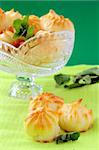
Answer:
9, 75, 42, 100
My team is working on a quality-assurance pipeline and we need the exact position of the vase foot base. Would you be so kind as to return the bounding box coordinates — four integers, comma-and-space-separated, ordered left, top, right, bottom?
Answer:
9, 80, 42, 100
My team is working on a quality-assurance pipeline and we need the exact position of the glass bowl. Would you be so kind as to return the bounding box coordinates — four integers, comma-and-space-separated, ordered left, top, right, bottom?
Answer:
0, 30, 75, 99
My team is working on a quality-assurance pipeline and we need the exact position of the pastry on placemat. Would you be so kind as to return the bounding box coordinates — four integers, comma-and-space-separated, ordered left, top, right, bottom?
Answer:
25, 107, 60, 142
59, 99, 93, 132
29, 92, 64, 113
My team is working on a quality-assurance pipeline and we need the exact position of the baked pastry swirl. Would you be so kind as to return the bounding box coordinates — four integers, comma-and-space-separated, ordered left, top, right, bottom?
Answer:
40, 9, 74, 32
25, 92, 94, 143
25, 107, 60, 142
28, 15, 41, 34
25, 92, 64, 142
0, 8, 5, 33
0, 30, 14, 43
59, 99, 93, 132
0, 8, 22, 33
29, 92, 64, 113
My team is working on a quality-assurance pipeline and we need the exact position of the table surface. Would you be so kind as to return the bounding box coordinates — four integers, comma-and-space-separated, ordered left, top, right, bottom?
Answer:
0, 65, 99, 150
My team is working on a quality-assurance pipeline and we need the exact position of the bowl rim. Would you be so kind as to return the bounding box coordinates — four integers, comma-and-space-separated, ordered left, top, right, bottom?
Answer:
0, 30, 75, 71
19, 30, 75, 48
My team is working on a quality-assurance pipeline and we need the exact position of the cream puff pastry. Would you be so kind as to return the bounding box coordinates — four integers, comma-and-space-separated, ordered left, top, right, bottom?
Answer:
25, 107, 60, 142
0, 8, 22, 33
59, 99, 93, 132
40, 9, 74, 32
29, 92, 64, 113
28, 15, 41, 34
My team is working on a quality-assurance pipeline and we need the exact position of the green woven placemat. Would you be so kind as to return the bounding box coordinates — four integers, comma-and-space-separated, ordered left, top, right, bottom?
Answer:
0, 65, 99, 150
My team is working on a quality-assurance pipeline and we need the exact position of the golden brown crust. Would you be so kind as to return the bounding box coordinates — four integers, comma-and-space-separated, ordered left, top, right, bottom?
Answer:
59, 99, 93, 132
0, 8, 22, 33
25, 92, 93, 142
25, 106, 60, 142
5, 9, 22, 30
29, 92, 64, 113
0, 8, 5, 33
28, 15, 41, 34
40, 9, 74, 32
0, 30, 14, 44
25, 92, 64, 142
26, 107, 58, 129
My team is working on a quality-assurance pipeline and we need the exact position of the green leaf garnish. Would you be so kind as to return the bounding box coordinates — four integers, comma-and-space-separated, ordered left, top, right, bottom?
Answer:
56, 132, 80, 144
21, 16, 29, 28
26, 26, 34, 39
79, 67, 99, 76
13, 16, 34, 40
13, 32, 19, 39
13, 19, 22, 33
54, 67, 99, 89
54, 74, 70, 85
70, 132, 80, 141
64, 83, 84, 89
79, 75, 91, 84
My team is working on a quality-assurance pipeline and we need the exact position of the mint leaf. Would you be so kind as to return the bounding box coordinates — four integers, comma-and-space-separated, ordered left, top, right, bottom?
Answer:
13, 19, 22, 33
54, 67, 99, 89
56, 132, 80, 144
79, 67, 99, 76
54, 74, 70, 85
13, 33, 19, 39
26, 26, 34, 39
79, 75, 91, 84
13, 16, 35, 41
21, 16, 29, 28
70, 132, 80, 141
67, 83, 84, 89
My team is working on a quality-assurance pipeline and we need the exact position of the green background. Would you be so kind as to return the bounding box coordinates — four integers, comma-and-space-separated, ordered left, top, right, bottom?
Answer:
0, 1, 99, 65
0, 65, 99, 150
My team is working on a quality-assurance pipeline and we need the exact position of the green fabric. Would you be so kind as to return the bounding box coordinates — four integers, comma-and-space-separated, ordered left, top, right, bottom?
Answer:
0, 65, 99, 150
